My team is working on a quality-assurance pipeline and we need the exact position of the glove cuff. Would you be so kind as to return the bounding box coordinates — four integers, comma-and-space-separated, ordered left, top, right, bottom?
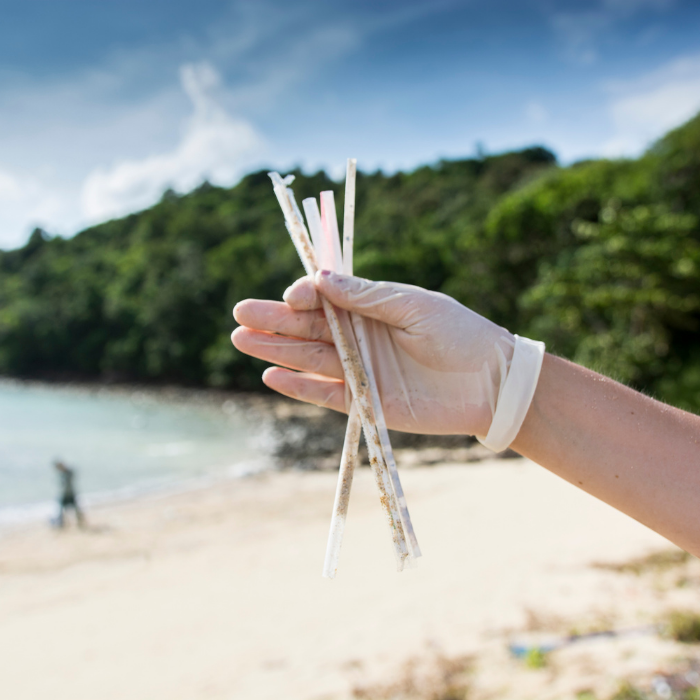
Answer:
478, 335, 545, 453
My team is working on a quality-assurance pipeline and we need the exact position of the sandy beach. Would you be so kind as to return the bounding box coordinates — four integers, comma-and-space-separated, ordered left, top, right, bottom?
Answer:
1, 457, 699, 700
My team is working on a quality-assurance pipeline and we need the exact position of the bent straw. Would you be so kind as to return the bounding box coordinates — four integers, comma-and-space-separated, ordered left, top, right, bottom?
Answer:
323, 160, 363, 578
268, 173, 409, 569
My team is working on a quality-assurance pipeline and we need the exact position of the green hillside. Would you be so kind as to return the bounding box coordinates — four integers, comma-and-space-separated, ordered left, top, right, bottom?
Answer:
1, 113, 699, 411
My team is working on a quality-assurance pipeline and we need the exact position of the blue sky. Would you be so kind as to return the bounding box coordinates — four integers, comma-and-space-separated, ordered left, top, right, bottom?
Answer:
0, 0, 699, 248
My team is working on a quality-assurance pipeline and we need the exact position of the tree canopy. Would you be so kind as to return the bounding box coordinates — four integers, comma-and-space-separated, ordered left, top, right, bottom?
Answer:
1, 114, 699, 413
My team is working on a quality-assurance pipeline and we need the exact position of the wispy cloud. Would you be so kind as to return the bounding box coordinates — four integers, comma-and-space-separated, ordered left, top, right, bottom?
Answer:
0, 168, 75, 249
602, 51, 700, 155
0, 1, 366, 246
0, 0, 697, 247
80, 63, 264, 222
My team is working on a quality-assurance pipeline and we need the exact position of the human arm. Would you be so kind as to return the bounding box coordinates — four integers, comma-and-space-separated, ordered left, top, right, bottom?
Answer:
514, 354, 700, 556
232, 271, 700, 556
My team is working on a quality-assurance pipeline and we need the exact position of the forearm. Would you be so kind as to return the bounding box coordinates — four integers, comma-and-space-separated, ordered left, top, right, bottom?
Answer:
512, 354, 700, 556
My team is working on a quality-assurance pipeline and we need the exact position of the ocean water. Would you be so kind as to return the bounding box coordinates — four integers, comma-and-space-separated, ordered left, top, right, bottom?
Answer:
0, 381, 271, 525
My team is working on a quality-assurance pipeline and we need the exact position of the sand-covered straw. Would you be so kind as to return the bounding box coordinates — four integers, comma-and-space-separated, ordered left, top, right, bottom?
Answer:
302, 195, 409, 567
350, 314, 421, 557
268, 172, 409, 569
322, 401, 361, 578
322, 160, 363, 578
320, 163, 421, 564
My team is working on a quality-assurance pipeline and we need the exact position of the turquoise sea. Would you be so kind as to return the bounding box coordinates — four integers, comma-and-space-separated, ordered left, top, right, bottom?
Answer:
0, 381, 270, 525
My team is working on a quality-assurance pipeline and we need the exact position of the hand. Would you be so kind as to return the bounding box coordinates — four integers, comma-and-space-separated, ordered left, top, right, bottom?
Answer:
232, 271, 515, 436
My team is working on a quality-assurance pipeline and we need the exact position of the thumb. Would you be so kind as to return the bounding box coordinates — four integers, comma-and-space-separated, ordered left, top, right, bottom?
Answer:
315, 270, 420, 329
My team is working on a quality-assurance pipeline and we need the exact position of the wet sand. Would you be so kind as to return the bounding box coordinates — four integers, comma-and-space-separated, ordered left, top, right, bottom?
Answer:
0, 458, 688, 700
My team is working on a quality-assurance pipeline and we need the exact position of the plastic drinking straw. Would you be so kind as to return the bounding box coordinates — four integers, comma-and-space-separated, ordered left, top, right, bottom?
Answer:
268, 172, 410, 569
322, 160, 363, 578
319, 191, 344, 274
350, 315, 422, 557
343, 159, 357, 275
303, 195, 410, 568
321, 182, 422, 560
302, 199, 340, 271
323, 401, 361, 578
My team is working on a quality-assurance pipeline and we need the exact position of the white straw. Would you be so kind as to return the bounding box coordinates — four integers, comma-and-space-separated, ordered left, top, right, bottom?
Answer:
325, 159, 422, 565
319, 191, 344, 274
322, 160, 363, 578
323, 401, 361, 578
268, 173, 410, 569
303, 198, 408, 566
351, 315, 422, 557
343, 159, 356, 276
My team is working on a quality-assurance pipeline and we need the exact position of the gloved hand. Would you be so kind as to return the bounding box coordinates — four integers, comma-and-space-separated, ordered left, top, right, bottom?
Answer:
232, 271, 543, 446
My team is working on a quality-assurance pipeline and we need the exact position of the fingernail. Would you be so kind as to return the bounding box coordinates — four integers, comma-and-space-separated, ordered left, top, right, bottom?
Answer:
315, 269, 333, 285
282, 286, 292, 303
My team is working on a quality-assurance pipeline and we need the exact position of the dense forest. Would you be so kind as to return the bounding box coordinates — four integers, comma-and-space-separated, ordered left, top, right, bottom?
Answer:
1, 112, 699, 412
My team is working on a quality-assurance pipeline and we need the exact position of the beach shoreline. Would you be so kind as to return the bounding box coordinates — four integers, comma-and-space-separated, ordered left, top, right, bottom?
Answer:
2, 457, 696, 700
0, 379, 496, 530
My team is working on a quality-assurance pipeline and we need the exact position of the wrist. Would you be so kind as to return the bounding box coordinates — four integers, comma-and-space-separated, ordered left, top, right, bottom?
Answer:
477, 335, 545, 452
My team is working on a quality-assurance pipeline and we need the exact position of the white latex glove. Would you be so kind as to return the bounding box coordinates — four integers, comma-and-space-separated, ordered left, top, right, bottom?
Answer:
232, 271, 544, 449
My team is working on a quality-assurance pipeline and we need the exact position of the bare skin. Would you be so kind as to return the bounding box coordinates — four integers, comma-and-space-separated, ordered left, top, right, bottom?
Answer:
233, 275, 700, 557
514, 355, 700, 556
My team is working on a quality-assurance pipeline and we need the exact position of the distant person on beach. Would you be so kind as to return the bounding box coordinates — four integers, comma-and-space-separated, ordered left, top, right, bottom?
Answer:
53, 460, 85, 528
232, 271, 700, 557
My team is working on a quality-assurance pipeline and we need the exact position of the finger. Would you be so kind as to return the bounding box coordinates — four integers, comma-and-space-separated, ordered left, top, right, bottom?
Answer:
262, 367, 347, 413
233, 299, 332, 343
231, 327, 344, 379
282, 277, 321, 310
315, 270, 427, 329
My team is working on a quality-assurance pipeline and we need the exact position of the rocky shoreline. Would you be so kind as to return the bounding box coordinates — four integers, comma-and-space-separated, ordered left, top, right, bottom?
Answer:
233, 392, 520, 471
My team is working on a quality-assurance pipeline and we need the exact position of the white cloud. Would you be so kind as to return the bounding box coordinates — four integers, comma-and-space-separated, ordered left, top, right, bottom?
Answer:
0, 3, 364, 248
0, 166, 78, 248
80, 62, 265, 222
602, 52, 700, 156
